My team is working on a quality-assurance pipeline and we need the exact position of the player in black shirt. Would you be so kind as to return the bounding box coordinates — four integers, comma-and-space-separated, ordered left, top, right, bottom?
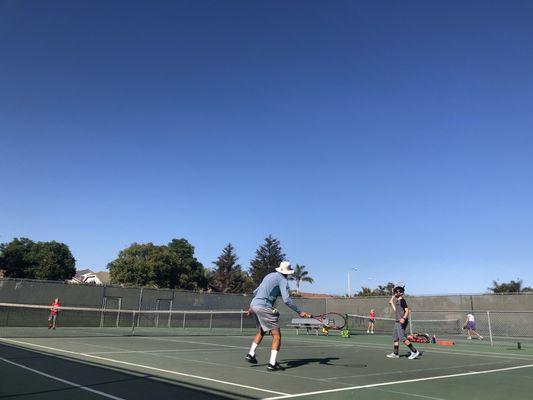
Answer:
387, 284, 420, 359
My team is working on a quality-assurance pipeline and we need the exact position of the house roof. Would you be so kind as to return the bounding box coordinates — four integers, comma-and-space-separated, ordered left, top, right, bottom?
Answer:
74, 269, 93, 278
95, 272, 110, 284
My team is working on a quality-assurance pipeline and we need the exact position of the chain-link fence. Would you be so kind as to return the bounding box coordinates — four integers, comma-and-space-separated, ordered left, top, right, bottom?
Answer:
1, 278, 532, 347
410, 310, 533, 348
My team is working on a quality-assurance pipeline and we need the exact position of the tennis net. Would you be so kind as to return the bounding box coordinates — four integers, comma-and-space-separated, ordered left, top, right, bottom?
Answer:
346, 313, 461, 335
0, 302, 255, 338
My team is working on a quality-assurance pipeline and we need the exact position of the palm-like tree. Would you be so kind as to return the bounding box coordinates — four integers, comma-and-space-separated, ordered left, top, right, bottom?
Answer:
290, 264, 314, 293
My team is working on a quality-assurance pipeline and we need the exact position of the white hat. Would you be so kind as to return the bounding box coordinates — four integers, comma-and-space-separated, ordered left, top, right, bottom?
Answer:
275, 261, 295, 275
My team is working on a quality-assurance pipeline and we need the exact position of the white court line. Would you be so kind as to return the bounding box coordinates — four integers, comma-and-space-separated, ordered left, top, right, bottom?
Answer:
124, 336, 250, 350
86, 343, 353, 355
64, 337, 529, 389
323, 360, 514, 380
262, 363, 533, 399
280, 336, 533, 361
0, 356, 125, 400
86, 347, 243, 355
64, 338, 354, 387
0, 338, 289, 396
372, 387, 448, 400
80, 344, 512, 382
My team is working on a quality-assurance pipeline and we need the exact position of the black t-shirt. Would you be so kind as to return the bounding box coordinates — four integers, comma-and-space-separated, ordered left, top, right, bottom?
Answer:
394, 298, 408, 322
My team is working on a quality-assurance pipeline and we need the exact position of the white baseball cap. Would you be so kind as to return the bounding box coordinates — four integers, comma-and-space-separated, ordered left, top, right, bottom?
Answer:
275, 261, 295, 275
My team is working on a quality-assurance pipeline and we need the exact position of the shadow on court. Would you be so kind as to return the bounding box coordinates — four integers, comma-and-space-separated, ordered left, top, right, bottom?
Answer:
284, 357, 339, 368
0, 343, 254, 400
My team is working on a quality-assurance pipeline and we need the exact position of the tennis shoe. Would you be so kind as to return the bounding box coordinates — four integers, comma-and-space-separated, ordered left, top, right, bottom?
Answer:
245, 354, 257, 364
267, 362, 285, 371
386, 353, 400, 359
408, 351, 420, 360
479, 336, 484, 340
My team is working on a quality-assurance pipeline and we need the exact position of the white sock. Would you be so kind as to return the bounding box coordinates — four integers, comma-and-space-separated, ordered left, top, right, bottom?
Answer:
269, 350, 278, 365
249, 342, 258, 356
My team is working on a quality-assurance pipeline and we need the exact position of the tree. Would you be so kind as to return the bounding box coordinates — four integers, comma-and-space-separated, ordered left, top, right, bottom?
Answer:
374, 282, 396, 296
0, 237, 34, 278
0, 237, 76, 280
30, 241, 77, 280
488, 279, 531, 293
249, 235, 286, 286
210, 243, 249, 293
107, 238, 208, 290
356, 282, 396, 296
167, 238, 208, 290
288, 264, 314, 293
356, 287, 374, 296
108, 243, 175, 287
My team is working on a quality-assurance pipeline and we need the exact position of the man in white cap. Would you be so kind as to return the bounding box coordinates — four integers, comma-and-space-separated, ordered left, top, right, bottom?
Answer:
245, 261, 309, 371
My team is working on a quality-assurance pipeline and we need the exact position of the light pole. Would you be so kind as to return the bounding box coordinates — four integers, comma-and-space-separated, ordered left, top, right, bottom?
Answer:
347, 267, 358, 297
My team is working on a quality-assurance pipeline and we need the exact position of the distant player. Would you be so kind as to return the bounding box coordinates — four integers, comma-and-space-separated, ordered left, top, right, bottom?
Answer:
387, 284, 420, 360
245, 261, 310, 371
463, 313, 483, 340
48, 298, 61, 330
367, 309, 375, 334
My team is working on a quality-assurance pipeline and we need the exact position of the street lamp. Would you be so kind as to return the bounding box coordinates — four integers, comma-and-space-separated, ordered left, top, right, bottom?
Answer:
347, 267, 358, 297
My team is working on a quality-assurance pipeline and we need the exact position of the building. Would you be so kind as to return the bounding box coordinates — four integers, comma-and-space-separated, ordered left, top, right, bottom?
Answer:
69, 269, 110, 285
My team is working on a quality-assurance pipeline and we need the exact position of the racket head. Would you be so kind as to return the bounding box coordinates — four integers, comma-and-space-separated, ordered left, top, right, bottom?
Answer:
311, 312, 347, 330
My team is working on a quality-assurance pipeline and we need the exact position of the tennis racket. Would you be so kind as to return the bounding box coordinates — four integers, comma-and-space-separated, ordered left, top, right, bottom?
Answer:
310, 312, 347, 330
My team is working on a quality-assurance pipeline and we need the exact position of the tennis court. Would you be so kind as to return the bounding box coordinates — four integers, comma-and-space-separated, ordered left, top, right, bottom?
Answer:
2, 328, 533, 400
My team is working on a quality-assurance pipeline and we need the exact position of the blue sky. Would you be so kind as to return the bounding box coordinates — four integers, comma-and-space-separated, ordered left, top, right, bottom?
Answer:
1, 1, 532, 295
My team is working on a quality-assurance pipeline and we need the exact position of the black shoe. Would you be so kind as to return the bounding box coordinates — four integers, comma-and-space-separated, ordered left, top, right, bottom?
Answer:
267, 362, 285, 371
245, 354, 257, 364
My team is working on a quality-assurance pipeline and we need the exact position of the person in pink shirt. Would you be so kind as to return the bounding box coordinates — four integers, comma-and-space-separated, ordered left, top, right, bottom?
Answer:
48, 298, 61, 330
367, 309, 376, 334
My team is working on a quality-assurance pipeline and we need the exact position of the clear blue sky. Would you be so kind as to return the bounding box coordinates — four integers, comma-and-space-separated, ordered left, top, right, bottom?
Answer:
1, 1, 532, 295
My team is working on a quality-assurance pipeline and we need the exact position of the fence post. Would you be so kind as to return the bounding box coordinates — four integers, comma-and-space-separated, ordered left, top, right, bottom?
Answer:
240, 310, 244, 333
131, 311, 137, 336
486, 311, 494, 347
325, 297, 328, 314
136, 287, 144, 327
168, 290, 175, 328
409, 317, 413, 335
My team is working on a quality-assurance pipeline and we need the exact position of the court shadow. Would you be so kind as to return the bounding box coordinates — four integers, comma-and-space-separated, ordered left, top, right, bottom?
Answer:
283, 357, 340, 369
0, 343, 255, 400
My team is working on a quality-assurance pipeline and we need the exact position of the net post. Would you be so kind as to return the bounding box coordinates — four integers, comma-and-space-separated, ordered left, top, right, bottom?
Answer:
487, 311, 494, 347
209, 311, 213, 331
409, 317, 413, 335
182, 312, 186, 329
240, 310, 244, 333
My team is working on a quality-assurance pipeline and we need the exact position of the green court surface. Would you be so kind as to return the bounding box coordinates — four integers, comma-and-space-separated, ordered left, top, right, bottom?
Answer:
1, 332, 532, 400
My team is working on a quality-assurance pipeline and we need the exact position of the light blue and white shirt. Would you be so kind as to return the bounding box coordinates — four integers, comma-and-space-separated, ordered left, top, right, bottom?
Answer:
250, 272, 301, 313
